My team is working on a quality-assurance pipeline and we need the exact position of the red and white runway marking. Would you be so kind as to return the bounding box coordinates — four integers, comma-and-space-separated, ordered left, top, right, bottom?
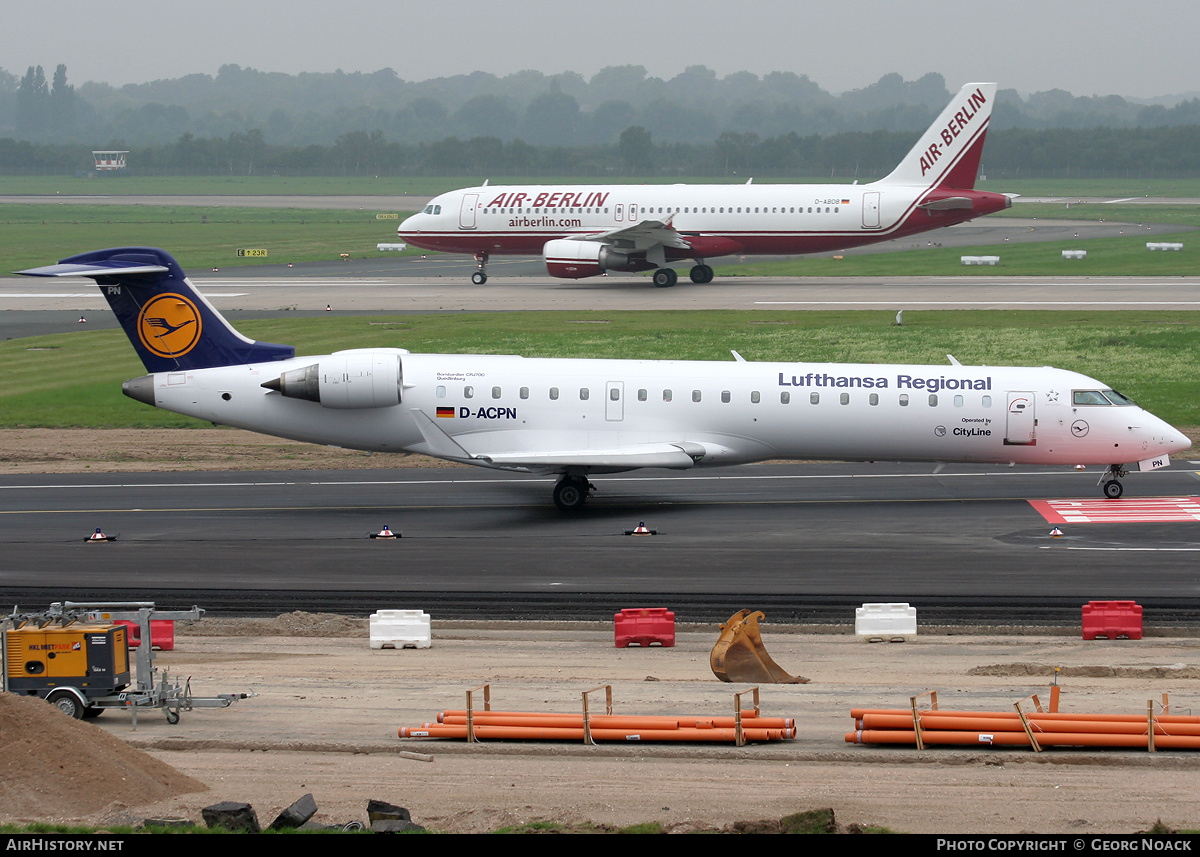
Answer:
1029, 497, 1200, 524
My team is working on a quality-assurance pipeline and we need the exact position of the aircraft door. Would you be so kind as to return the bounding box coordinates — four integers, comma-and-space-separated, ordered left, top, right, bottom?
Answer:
615, 204, 624, 222
862, 192, 881, 228
459, 194, 479, 229
1004, 392, 1037, 445
605, 381, 624, 421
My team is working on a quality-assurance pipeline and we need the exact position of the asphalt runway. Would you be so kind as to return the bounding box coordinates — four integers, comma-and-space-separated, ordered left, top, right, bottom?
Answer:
3, 462, 1200, 623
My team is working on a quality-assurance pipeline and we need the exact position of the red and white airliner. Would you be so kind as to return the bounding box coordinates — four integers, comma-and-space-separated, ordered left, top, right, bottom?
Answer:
397, 82, 1011, 287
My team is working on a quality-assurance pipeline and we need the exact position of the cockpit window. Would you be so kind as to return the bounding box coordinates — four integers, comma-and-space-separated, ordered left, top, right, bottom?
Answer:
1073, 390, 1112, 406
422, 204, 442, 215
423, 205, 434, 214
1102, 389, 1137, 406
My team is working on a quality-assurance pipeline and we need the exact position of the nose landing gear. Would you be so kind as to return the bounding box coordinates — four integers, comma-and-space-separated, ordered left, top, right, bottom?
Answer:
1100, 464, 1128, 499
471, 252, 489, 285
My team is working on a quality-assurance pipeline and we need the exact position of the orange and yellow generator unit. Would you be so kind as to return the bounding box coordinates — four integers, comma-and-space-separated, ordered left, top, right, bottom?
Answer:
3, 623, 131, 718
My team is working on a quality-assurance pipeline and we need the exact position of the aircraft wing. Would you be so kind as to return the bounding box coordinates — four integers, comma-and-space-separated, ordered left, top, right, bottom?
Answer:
578, 217, 692, 252
477, 441, 705, 471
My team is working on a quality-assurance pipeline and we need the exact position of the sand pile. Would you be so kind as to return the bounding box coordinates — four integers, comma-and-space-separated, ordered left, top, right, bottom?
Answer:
0, 692, 206, 823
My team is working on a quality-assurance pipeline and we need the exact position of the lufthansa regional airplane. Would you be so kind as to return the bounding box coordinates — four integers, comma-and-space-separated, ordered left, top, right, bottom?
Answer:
398, 82, 1011, 287
20, 247, 1190, 510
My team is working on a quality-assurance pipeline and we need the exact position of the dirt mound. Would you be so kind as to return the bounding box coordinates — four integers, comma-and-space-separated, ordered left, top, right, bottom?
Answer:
0, 692, 206, 823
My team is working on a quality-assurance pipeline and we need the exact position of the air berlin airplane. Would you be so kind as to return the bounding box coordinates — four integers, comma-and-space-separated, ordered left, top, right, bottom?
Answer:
398, 82, 1011, 287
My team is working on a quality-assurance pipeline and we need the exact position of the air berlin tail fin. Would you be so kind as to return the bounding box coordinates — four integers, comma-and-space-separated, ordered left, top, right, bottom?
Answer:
18, 247, 294, 373
879, 83, 997, 190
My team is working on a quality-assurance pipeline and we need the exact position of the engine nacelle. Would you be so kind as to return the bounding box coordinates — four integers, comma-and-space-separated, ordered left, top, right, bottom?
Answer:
543, 239, 634, 279
262, 352, 402, 409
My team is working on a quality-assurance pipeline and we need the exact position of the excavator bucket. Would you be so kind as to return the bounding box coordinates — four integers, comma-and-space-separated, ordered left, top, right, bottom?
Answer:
710, 609, 810, 684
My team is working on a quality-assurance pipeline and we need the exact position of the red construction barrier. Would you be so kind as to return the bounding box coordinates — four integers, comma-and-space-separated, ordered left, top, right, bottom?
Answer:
614, 607, 675, 647
1082, 600, 1143, 640
115, 619, 176, 651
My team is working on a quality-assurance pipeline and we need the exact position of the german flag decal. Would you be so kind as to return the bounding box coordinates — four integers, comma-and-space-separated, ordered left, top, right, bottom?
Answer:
436, 407, 455, 418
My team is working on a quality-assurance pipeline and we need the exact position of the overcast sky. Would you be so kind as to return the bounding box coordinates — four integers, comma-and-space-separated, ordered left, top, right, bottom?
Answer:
3, 0, 1197, 99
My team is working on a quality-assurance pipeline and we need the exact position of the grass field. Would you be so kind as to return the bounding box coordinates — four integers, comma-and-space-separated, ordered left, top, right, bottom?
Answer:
0, 204, 419, 272
3, 311, 1198, 430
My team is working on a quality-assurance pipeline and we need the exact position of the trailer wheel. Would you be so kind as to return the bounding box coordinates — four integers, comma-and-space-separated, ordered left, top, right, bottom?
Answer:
46, 690, 84, 720
165, 709, 180, 725
82, 706, 103, 719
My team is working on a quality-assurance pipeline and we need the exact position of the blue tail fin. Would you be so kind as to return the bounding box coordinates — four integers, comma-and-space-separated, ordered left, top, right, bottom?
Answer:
18, 247, 294, 372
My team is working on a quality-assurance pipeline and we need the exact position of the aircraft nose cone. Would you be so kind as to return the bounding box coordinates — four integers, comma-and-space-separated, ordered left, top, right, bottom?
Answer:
1169, 426, 1192, 453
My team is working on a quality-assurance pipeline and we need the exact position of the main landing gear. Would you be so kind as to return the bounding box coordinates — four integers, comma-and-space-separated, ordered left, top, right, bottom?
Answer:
652, 267, 677, 288
652, 264, 714, 287
553, 475, 594, 511
1100, 464, 1128, 499
471, 252, 488, 285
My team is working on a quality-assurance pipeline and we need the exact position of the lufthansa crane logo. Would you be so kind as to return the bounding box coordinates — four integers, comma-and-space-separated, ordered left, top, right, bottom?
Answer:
137, 293, 202, 358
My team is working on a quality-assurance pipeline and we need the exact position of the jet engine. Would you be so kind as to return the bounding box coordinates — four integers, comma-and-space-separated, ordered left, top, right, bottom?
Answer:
543, 239, 638, 279
261, 351, 402, 409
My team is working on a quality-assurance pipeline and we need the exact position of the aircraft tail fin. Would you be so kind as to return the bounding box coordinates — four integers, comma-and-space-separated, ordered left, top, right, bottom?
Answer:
878, 82, 997, 190
18, 247, 294, 373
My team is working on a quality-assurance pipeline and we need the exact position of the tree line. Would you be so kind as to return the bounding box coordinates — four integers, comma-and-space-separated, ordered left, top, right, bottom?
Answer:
3, 122, 1199, 180
3, 65, 1200, 151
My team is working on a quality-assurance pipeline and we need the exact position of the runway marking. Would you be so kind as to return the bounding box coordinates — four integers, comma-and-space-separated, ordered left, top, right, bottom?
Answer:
756, 301, 1200, 307
0, 469, 1128, 492
1029, 497, 1200, 524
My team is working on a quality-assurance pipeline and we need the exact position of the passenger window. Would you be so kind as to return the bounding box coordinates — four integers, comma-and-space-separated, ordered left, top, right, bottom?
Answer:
663, 389, 672, 402
464, 386, 473, 399
869, 393, 879, 406
840, 393, 849, 405
780, 392, 790, 404
610, 387, 620, 401
954, 395, 964, 407
638, 389, 647, 401
899, 394, 909, 407
721, 391, 731, 403
692, 390, 702, 402
549, 387, 559, 400
519, 387, 529, 399
580, 388, 590, 400
810, 392, 819, 404
492, 386, 501, 399
751, 391, 760, 404
929, 394, 938, 407
982, 395, 992, 408
436, 385, 446, 398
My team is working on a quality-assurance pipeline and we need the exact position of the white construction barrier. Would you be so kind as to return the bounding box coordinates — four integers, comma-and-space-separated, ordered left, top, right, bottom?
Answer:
855, 602, 917, 643
960, 255, 999, 266
370, 609, 431, 649
1147, 242, 1183, 251
1061, 250, 1087, 259
376, 243, 408, 251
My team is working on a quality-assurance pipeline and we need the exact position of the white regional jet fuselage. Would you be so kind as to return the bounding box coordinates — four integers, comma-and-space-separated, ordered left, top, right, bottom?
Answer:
398, 83, 1012, 287
20, 248, 1189, 511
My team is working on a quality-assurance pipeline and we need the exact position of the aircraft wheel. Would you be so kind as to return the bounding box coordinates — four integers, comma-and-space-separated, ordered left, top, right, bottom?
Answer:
165, 709, 181, 725
653, 268, 678, 288
690, 264, 713, 284
46, 690, 84, 720
553, 477, 589, 512
471, 271, 488, 285
1103, 479, 1124, 499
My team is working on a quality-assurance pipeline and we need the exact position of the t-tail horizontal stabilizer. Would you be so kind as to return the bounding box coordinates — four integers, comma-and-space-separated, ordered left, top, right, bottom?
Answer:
17, 247, 294, 373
